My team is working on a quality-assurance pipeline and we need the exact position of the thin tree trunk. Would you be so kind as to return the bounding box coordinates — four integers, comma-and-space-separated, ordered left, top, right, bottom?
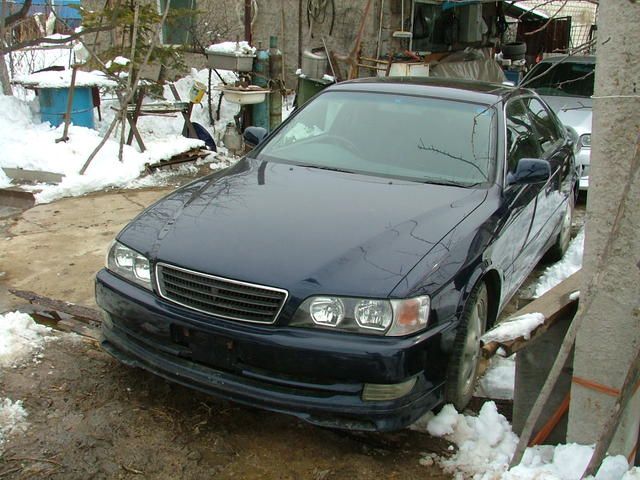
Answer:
0, 0, 13, 95
0, 53, 11, 95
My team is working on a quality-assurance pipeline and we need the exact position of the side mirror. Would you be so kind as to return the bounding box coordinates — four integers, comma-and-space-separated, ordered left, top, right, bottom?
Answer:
508, 158, 551, 185
243, 126, 268, 148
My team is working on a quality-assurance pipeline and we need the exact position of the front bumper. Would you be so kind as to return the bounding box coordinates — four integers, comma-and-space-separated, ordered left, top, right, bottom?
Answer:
96, 269, 448, 431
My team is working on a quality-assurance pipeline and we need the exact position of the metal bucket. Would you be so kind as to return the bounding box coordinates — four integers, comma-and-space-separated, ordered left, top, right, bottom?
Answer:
39, 86, 95, 129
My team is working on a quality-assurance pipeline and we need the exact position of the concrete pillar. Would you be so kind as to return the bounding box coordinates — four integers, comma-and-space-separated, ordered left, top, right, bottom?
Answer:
567, 0, 640, 462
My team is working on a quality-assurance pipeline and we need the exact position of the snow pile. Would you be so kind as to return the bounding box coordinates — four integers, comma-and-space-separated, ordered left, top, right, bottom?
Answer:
0, 399, 28, 450
415, 401, 639, 479
0, 66, 271, 203
482, 312, 545, 344
476, 354, 516, 400
206, 41, 256, 56
0, 168, 11, 188
426, 402, 519, 477
0, 311, 53, 367
0, 91, 205, 204
534, 228, 584, 298
14, 69, 118, 88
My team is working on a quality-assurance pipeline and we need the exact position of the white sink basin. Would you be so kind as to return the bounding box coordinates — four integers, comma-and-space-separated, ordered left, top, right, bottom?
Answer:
220, 86, 269, 105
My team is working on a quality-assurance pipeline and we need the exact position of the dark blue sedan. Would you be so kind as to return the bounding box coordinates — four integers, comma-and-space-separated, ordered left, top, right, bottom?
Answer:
96, 78, 575, 431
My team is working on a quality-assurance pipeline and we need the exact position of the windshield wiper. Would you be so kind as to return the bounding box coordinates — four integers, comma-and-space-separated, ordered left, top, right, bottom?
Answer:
299, 164, 356, 174
422, 179, 472, 188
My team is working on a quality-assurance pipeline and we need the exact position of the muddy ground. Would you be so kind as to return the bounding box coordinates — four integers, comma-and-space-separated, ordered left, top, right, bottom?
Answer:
0, 334, 451, 479
0, 180, 585, 479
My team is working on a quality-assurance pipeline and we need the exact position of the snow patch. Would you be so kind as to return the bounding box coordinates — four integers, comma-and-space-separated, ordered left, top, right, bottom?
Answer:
0, 398, 28, 450
413, 401, 637, 479
476, 354, 516, 400
14, 69, 117, 88
0, 168, 11, 188
0, 311, 53, 367
113, 56, 130, 66
534, 228, 584, 298
0, 67, 242, 203
482, 312, 545, 344
206, 41, 256, 56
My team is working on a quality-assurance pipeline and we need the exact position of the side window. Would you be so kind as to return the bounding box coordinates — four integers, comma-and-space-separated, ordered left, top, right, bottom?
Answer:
505, 99, 542, 175
523, 97, 562, 154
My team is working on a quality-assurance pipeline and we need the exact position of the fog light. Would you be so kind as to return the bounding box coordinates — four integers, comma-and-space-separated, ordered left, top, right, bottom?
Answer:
362, 377, 417, 401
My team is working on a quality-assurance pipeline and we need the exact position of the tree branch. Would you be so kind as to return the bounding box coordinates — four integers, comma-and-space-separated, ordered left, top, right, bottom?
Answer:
0, 24, 115, 55
3, 0, 31, 28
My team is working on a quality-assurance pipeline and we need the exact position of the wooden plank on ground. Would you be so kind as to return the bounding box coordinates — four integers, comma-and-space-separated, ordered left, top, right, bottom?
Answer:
9, 289, 102, 325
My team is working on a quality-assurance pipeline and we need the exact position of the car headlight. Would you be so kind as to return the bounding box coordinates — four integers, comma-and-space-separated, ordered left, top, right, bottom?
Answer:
578, 134, 591, 148
291, 295, 430, 336
106, 241, 152, 289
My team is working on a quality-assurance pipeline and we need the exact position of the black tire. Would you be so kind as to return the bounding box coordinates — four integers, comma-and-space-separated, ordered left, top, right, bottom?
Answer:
545, 193, 574, 262
502, 42, 527, 60
444, 281, 489, 411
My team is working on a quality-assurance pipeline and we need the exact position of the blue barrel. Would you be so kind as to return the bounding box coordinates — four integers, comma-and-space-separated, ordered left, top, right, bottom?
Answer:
39, 86, 95, 129
504, 69, 521, 85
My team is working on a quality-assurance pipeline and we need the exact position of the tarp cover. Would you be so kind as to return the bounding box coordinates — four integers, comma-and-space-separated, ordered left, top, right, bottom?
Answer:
429, 58, 506, 83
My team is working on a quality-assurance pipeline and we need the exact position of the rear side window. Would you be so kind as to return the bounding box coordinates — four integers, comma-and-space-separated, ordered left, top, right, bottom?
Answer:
505, 99, 541, 175
523, 61, 595, 97
523, 97, 562, 155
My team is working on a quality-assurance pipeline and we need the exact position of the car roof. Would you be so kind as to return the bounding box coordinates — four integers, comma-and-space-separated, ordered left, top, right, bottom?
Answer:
537, 55, 596, 65
327, 76, 530, 105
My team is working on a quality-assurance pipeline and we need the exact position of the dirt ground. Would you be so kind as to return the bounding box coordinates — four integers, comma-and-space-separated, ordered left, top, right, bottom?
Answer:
0, 181, 585, 479
0, 334, 452, 479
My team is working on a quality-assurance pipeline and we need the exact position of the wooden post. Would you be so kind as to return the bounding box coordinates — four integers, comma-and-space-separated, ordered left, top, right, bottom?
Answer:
244, 0, 252, 44
55, 64, 78, 143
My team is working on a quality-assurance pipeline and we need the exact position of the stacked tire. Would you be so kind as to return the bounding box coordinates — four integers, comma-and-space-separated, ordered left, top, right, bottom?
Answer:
502, 42, 527, 61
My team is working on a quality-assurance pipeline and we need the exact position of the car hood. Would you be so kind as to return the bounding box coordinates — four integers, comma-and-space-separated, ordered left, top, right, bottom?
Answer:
541, 95, 592, 136
119, 159, 488, 298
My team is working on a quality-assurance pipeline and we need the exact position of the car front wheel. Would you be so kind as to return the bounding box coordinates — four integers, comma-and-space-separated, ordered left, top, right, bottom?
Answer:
444, 281, 488, 411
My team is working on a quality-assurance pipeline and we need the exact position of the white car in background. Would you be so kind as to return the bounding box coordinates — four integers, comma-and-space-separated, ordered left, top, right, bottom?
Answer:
521, 56, 595, 191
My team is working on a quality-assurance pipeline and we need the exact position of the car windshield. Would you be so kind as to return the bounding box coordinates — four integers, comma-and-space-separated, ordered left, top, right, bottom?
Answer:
253, 91, 497, 186
524, 61, 595, 97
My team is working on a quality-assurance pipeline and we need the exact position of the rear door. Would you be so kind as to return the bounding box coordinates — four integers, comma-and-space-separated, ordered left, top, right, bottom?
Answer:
522, 96, 573, 250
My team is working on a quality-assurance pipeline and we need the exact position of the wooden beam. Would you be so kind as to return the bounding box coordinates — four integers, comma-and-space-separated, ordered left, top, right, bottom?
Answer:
482, 270, 582, 359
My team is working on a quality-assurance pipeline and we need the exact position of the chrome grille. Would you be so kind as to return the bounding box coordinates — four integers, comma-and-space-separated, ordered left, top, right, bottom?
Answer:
156, 263, 288, 324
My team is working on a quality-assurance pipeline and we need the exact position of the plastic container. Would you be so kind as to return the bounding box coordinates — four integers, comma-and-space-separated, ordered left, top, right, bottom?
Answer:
38, 86, 94, 129
205, 50, 255, 72
377, 62, 429, 77
301, 50, 327, 80
189, 80, 206, 104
